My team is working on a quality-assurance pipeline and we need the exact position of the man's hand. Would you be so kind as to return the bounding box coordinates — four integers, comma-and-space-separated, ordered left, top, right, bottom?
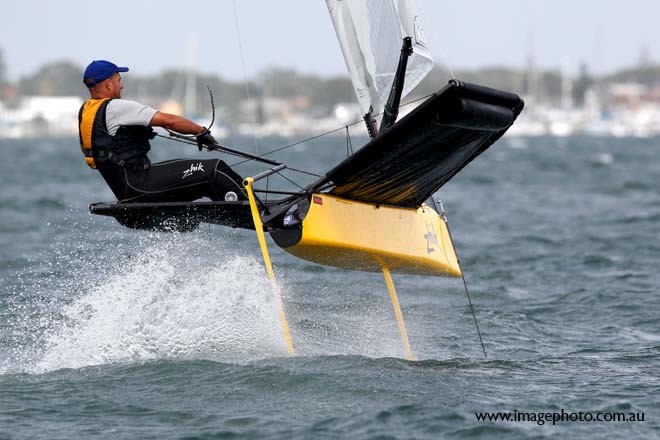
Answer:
196, 129, 218, 151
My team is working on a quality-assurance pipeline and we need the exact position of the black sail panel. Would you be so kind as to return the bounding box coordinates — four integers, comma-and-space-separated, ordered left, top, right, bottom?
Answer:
319, 80, 524, 208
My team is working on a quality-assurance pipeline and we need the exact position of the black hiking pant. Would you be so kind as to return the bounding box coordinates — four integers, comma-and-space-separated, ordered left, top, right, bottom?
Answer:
98, 158, 246, 203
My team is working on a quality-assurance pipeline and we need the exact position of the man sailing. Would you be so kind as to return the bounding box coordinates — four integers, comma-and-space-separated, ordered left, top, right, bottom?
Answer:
78, 60, 244, 203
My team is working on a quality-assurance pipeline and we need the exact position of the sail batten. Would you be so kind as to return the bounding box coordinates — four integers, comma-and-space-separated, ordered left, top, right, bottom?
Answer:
326, 0, 433, 121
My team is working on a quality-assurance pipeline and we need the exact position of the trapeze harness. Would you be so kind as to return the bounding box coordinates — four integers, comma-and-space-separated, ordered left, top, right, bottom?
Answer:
78, 98, 153, 171
77, 98, 246, 203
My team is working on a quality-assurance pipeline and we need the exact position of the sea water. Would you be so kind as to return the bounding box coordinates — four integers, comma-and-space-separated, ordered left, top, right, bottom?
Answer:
1, 135, 659, 439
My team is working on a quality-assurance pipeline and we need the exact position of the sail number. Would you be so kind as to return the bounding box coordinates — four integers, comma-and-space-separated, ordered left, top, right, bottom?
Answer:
424, 221, 439, 254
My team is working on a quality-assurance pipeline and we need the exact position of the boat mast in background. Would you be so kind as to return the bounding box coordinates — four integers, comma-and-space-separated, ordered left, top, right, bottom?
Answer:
184, 33, 199, 118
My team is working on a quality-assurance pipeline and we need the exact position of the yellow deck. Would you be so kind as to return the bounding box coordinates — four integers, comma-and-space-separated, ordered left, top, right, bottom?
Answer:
279, 194, 461, 277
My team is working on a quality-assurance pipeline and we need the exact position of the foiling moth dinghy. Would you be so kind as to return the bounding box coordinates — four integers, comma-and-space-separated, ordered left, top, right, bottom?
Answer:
89, 0, 524, 360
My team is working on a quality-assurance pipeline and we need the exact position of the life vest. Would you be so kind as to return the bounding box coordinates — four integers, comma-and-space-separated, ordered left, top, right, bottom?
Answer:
78, 98, 154, 169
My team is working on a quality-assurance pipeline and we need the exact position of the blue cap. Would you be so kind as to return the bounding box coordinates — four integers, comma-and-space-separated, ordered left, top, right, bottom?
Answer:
83, 60, 129, 87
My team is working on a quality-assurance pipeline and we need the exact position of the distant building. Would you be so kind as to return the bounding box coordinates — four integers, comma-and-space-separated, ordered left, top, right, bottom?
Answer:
609, 83, 648, 105
0, 95, 83, 138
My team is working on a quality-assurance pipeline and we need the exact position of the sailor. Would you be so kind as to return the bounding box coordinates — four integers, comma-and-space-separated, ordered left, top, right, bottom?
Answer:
78, 59, 245, 203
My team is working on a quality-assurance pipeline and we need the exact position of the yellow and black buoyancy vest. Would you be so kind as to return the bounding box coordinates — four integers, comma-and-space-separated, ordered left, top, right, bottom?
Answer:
77, 98, 154, 169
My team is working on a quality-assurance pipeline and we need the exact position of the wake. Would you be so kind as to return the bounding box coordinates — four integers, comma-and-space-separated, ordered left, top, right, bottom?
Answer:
5, 232, 290, 374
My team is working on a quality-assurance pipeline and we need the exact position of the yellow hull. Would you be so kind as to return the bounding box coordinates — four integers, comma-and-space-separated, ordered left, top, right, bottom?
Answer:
274, 194, 461, 277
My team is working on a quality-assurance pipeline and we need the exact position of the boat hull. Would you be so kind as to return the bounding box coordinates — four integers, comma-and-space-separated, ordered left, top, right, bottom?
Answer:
271, 194, 461, 277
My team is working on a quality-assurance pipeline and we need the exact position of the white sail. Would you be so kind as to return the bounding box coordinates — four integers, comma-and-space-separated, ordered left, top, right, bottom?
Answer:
326, 0, 433, 120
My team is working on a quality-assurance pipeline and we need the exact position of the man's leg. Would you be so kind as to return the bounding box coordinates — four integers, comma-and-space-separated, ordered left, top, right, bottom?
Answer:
121, 159, 244, 202
212, 160, 247, 200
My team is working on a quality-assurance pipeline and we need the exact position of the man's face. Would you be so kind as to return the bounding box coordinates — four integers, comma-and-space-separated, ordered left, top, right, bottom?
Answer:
106, 73, 123, 98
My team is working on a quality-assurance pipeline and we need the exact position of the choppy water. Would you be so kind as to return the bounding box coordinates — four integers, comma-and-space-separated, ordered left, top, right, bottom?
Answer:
1, 134, 659, 439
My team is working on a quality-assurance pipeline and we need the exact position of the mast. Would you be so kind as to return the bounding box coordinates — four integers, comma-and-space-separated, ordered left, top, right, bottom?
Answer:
326, 0, 433, 138
380, 37, 413, 132
184, 33, 198, 117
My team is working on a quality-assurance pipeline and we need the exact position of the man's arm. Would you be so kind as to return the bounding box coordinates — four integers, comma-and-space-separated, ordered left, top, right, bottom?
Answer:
150, 111, 205, 135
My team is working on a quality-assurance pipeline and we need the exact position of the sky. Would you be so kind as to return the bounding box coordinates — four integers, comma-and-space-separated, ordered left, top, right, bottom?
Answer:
1, 0, 659, 82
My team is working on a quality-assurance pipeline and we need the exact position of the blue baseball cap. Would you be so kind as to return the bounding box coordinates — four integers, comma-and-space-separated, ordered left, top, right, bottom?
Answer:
83, 60, 129, 87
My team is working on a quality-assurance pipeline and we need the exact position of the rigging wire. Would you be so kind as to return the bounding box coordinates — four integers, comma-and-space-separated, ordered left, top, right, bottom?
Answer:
278, 172, 307, 192
231, 0, 262, 169
439, 48, 456, 81
156, 91, 435, 186
230, 123, 354, 166
156, 89, 436, 183
265, 175, 269, 204
156, 86, 437, 182
152, 6, 460, 185
154, 132, 320, 178
345, 126, 354, 157
231, 92, 435, 165
221, 4, 459, 165
420, 3, 456, 81
437, 201, 488, 360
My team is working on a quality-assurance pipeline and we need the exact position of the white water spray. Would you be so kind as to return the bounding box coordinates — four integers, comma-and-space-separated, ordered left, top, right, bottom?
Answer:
30, 234, 290, 373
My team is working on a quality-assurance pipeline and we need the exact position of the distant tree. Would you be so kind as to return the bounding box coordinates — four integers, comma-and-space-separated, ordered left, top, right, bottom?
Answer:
12, 56, 660, 113
605, 65, 660, 87
120, 69, 255, 120
259, 67, 353, 111
454, 67, 526, 94
308, 76, 354, 110
572, 62, 593, 106
17, 61, 84, 97
414, 68, 453, 98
